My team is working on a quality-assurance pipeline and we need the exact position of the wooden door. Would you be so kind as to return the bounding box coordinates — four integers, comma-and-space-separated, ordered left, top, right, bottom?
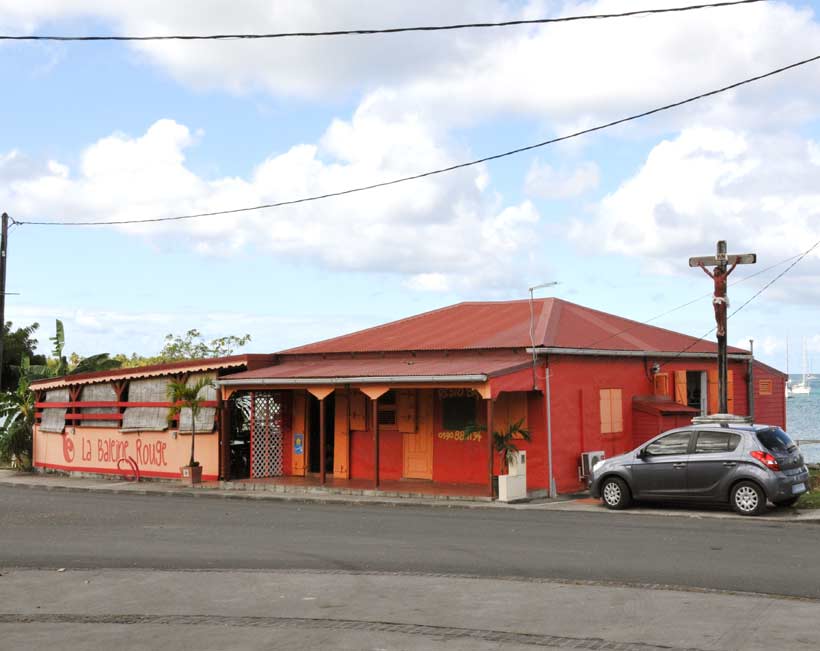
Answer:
403, 390, 433, 479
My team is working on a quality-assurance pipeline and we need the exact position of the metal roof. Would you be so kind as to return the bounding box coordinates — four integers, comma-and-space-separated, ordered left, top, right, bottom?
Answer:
220, 353, 532, 383
280, 298, 747, 356
29, 354, 277, 391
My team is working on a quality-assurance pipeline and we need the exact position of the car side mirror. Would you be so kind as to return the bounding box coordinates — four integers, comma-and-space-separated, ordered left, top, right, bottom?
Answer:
637, 448, 647, 459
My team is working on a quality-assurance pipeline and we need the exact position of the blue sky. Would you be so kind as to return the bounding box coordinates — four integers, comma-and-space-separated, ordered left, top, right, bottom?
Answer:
2, 0, 820, 372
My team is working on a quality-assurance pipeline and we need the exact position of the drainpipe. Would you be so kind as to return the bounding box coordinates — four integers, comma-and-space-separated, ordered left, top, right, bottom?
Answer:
748, 339, 755, 422
545, 357, 555, 498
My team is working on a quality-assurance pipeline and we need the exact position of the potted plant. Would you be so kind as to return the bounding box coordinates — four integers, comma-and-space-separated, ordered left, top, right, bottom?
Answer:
464, 418, 531, 498
167, 377, 213, 485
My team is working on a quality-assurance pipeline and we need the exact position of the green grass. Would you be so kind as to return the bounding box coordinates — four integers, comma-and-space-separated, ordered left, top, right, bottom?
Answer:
797, 468, 820, 510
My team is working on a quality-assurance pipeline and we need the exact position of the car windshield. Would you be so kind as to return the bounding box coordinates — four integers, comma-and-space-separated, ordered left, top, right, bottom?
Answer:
756, 427, 796, 454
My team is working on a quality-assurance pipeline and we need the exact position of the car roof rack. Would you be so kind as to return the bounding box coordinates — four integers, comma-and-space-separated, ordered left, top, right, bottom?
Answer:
691, 413, 754, 426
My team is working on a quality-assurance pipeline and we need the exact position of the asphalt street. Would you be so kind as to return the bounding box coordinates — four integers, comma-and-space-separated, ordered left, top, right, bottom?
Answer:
1, 486, 818, 598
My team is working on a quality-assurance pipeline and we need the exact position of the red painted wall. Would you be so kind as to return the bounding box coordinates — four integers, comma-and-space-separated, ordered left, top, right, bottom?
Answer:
752, 362, 787, 429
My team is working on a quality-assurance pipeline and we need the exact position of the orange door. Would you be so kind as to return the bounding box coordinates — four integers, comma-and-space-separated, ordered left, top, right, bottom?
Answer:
403, 390, 433, 479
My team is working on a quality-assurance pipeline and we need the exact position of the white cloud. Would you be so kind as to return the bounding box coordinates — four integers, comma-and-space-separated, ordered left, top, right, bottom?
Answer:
1, 112, 547, 293
4, 1, 820, 132
525, 160, 598, 199
571, 126, 820, 298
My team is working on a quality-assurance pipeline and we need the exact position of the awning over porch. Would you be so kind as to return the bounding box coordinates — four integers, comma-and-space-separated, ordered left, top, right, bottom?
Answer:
216, 353, 540, 396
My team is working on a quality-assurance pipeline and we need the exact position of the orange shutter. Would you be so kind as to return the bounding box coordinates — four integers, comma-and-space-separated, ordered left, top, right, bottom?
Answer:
349, 391, 366, 430
396, 390, 417, 433
654, 373, 670, 398
707, 368, 719, 414
333, 391, 350, 478
674, 371, 687, 405
611, 389, 623, 433
727, 370, 735, 414
600, 389, 612, 434
291, 390, 306, 476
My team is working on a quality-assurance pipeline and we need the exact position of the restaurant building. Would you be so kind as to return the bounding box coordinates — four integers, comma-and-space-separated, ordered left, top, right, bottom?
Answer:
31, 298, 786, 497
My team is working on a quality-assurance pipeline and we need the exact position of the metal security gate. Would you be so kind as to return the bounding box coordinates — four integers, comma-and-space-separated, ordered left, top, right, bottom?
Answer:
250, 391, 287, 478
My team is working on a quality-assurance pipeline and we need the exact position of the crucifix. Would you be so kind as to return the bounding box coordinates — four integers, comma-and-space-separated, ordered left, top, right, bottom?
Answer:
688, 240, 757, 414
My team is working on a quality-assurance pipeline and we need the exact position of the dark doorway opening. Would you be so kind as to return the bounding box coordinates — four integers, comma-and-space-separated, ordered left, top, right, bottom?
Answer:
308, 394, 335, 474
686, 371, 705, 414
228, 392, 251, 480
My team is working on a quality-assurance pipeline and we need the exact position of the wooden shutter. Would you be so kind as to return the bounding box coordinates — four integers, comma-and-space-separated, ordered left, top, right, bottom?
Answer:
727, 370, 735, 414
674, 371, 687, 405
707, 368, 719, 414
654, 373, 670, 398
349, 391, 366, 430
600, 389, 612, 434
396, 390, 417, 433
291, 390, 306, 476
611, 389, 623, 433
334, 390, 350, 478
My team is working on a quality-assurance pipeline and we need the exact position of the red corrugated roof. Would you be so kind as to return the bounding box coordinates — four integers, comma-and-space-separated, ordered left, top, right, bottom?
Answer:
30, 354, 277, 391
280, 298, 746, 355
222, 353, 531, 382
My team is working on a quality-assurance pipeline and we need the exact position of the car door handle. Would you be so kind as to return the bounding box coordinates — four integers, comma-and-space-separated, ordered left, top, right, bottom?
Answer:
672, 463, 687, 469
722, 462, 737, 467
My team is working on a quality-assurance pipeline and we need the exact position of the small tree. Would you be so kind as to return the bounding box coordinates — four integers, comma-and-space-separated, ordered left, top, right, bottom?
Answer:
166, 377, 213, 468
0, 372, 36, 467
465, 418, 532, 475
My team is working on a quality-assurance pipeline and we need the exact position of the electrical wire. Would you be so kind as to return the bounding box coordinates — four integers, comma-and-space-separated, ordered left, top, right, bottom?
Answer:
657, 239, 820, 367
15, 51, 820, 227
0, 1, 768, 42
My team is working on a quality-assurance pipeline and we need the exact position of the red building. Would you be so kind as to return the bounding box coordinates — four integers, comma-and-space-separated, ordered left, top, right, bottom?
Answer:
32, 299, 786, 497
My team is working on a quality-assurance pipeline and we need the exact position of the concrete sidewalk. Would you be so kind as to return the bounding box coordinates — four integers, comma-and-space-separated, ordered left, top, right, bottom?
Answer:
2, 569, 819, 650
2, 468, 819, 522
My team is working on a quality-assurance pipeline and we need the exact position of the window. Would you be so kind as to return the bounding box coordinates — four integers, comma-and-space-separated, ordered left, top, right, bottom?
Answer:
757, 428, 796, 454
646, 432, 691, 456
758, 379, 773, 396
442, 395, 477, 431
599, 388, 623, 434
377, 390, 397, 427
694, 431, 741, 453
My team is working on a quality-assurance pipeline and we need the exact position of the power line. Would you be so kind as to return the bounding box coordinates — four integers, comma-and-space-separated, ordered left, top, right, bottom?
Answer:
658, 239, 820, 367
0, 1, 768, 42
16, 51, 820, 228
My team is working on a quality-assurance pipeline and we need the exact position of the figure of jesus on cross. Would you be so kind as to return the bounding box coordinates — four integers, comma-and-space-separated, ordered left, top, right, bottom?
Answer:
698, 259, 738, 337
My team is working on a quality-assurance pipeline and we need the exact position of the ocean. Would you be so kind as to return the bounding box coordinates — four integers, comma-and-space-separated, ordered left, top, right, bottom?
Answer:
786, 375, 820, 464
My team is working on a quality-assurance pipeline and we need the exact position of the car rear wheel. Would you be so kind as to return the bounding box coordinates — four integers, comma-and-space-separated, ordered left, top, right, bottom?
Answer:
773, 496, 800, 508
730, 481, 766, 516
601, 477, 632, 510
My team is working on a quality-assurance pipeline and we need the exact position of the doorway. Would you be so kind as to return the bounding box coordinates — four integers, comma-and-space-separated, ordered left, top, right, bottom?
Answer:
686, 371, 707, 416
308, 394, 335, 474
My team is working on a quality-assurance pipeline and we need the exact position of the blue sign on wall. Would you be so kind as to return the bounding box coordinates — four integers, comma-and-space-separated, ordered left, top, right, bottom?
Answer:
294, 433, 304, 455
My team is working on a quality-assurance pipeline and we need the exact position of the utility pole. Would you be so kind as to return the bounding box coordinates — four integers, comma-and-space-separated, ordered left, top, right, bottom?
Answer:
689, 240, 756, 414
0, 212, 8, 391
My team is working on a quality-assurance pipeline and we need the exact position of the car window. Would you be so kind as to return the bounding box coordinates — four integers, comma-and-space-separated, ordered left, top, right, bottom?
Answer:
645, 432, 691, 456
756, 428, 796, 454
694, 431, 741, 453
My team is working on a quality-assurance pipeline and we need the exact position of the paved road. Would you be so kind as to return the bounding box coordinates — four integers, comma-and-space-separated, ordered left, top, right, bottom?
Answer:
1, 486, 819, 598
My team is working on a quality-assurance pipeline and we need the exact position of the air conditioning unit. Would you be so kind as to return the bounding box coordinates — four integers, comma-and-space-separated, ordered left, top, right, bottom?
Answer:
579, 450, 605, 481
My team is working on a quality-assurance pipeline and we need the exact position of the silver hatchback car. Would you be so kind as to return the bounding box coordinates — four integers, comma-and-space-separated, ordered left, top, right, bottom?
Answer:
589, 424, 810, 516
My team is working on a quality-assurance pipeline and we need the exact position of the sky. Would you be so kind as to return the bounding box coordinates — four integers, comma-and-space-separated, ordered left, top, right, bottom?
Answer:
1, 0, 820, 373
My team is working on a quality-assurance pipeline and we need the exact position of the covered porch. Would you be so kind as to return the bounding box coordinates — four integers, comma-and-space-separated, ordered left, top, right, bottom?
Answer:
216, 353, 544, 498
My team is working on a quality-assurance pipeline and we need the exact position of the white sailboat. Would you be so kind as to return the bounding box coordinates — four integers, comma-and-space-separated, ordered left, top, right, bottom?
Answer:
791, 338, 812, 396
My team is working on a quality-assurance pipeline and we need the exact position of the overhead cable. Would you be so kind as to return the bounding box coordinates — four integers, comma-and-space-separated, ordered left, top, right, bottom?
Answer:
0, 1, 768, 42
15, 51, 820, 228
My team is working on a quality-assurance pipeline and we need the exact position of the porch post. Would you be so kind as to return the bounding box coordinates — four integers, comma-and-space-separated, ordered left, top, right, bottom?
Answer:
372, 396, 380, 489
487, 397, 494, 498
218, 391, 230, 480
319, 396, 326, 484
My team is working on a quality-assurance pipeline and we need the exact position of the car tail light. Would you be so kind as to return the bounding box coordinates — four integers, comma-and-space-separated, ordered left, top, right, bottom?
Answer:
750, 450, 780, 471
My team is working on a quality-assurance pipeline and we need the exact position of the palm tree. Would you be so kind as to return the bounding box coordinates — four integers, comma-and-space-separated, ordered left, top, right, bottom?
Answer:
166, 377, 213, 468
0, 373, 36, 466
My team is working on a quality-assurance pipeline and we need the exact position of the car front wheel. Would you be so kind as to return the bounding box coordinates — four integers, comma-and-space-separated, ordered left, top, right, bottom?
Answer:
730, 481, 766, 516
600, 477, 632, 510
